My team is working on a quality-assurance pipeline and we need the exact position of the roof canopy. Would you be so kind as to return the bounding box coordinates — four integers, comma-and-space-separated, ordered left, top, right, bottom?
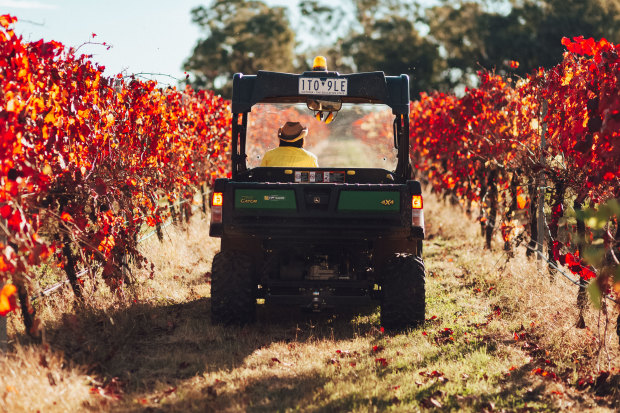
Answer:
231, 70, 410, 115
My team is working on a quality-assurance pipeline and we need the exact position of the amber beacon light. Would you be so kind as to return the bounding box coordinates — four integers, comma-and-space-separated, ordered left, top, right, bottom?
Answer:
312, 56, 327, 71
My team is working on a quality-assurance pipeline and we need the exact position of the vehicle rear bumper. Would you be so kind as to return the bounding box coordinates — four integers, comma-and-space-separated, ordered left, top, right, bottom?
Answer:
262, 279, 376, 311
266, 294, 374, 310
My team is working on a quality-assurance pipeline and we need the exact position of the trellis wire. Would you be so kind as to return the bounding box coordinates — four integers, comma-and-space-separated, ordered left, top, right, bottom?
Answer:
30, 199, 204, 304
519, 234, 616, 303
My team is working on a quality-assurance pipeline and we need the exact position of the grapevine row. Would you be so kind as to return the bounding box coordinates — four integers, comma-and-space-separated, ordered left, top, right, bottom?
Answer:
0, 15, 231, 330
406, 36, 618, 310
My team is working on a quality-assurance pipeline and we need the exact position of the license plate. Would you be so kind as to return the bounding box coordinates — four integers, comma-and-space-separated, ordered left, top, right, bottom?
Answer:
298, 77, 348, 96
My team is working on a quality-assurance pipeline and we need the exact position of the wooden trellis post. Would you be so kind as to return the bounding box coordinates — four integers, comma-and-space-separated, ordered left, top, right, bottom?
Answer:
537, 100, 547, 266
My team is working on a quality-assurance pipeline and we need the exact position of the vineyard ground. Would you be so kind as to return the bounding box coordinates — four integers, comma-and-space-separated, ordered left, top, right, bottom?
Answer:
1, 188, 618, 412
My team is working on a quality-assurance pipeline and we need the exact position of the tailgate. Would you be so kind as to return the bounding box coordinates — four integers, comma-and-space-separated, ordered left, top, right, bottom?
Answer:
221, 182, 410, 239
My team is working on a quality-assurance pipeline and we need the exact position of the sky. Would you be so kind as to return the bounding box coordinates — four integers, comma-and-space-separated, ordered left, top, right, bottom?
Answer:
1, 0, 449, 87
1, 0, 298, 86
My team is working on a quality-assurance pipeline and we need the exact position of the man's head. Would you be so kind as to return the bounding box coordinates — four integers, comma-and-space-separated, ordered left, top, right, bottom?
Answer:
278, 121, 307, 148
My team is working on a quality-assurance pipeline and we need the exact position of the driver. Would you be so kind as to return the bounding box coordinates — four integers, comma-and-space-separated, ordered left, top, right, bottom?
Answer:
260, 121, 319, 167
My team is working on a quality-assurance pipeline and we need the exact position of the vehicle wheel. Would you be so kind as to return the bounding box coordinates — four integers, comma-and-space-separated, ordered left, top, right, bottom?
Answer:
380, 253, 425, 331
210, 250, 256, 325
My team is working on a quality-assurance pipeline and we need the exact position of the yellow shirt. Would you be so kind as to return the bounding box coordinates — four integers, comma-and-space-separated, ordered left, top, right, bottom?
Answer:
260, 146, 319, 167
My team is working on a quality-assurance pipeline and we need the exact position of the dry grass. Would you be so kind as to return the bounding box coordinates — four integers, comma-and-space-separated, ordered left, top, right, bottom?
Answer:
427, 193, 620, 373
0, 345, 91, 412
1, 192, 618, 412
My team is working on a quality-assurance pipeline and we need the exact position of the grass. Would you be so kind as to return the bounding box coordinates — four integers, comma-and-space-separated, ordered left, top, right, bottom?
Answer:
1, 191, 619, 412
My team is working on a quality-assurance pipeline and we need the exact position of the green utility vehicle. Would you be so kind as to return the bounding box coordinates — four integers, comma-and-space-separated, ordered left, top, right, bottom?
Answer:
209, 58, 425, 330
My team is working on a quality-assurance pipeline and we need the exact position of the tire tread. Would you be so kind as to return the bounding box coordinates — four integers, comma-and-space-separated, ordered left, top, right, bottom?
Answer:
380, 253, 425, 331
211, 251, 256, 325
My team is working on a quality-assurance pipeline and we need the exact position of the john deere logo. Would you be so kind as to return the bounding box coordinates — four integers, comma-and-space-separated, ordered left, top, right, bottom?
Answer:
240, 196, 257, 204
380, 199, 395, 206
264, 195, 286, 201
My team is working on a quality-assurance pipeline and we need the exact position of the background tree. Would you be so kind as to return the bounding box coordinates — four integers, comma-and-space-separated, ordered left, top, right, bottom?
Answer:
295, 0, 355, 73
341, 15, 441, 98
299, 0, 441, 98
426, 0, 620, 85
184, 0, 620, 96
184, 0, 296, 97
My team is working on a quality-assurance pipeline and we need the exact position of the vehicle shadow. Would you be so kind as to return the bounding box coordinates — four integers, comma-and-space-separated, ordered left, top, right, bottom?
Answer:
23, 296, 379, 399
257, 301, 380, 340
117, 368, 332, 413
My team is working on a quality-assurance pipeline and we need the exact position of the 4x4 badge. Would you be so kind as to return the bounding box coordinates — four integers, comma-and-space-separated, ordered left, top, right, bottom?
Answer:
380, 199, 395, 206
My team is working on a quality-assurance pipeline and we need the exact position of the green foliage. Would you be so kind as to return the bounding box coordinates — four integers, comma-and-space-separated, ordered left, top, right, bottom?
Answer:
184, 0, 620, 96
577, 198, 620, 308
578, 199, 620, 231
426, 0, 620, 85
299, 0, 346, 35
341, 15, 441, 98
587, 281, 603, 309
298, 0, 441, 96
184, 0, 296, 97
577, 198, 619, 269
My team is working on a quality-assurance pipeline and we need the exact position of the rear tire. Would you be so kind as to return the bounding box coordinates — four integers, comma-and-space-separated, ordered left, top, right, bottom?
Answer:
380, 253, 425, 331
210, 251, 256, 325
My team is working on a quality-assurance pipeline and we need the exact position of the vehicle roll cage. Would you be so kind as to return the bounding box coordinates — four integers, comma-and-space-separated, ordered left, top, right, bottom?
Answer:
230, 70, 411, 180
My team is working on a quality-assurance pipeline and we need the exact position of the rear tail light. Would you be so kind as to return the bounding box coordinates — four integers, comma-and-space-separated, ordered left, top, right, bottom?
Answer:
412, 195, 423, 209
212, 192, 223, 206
411, 195, 424, 228
211, 192, 223, 223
